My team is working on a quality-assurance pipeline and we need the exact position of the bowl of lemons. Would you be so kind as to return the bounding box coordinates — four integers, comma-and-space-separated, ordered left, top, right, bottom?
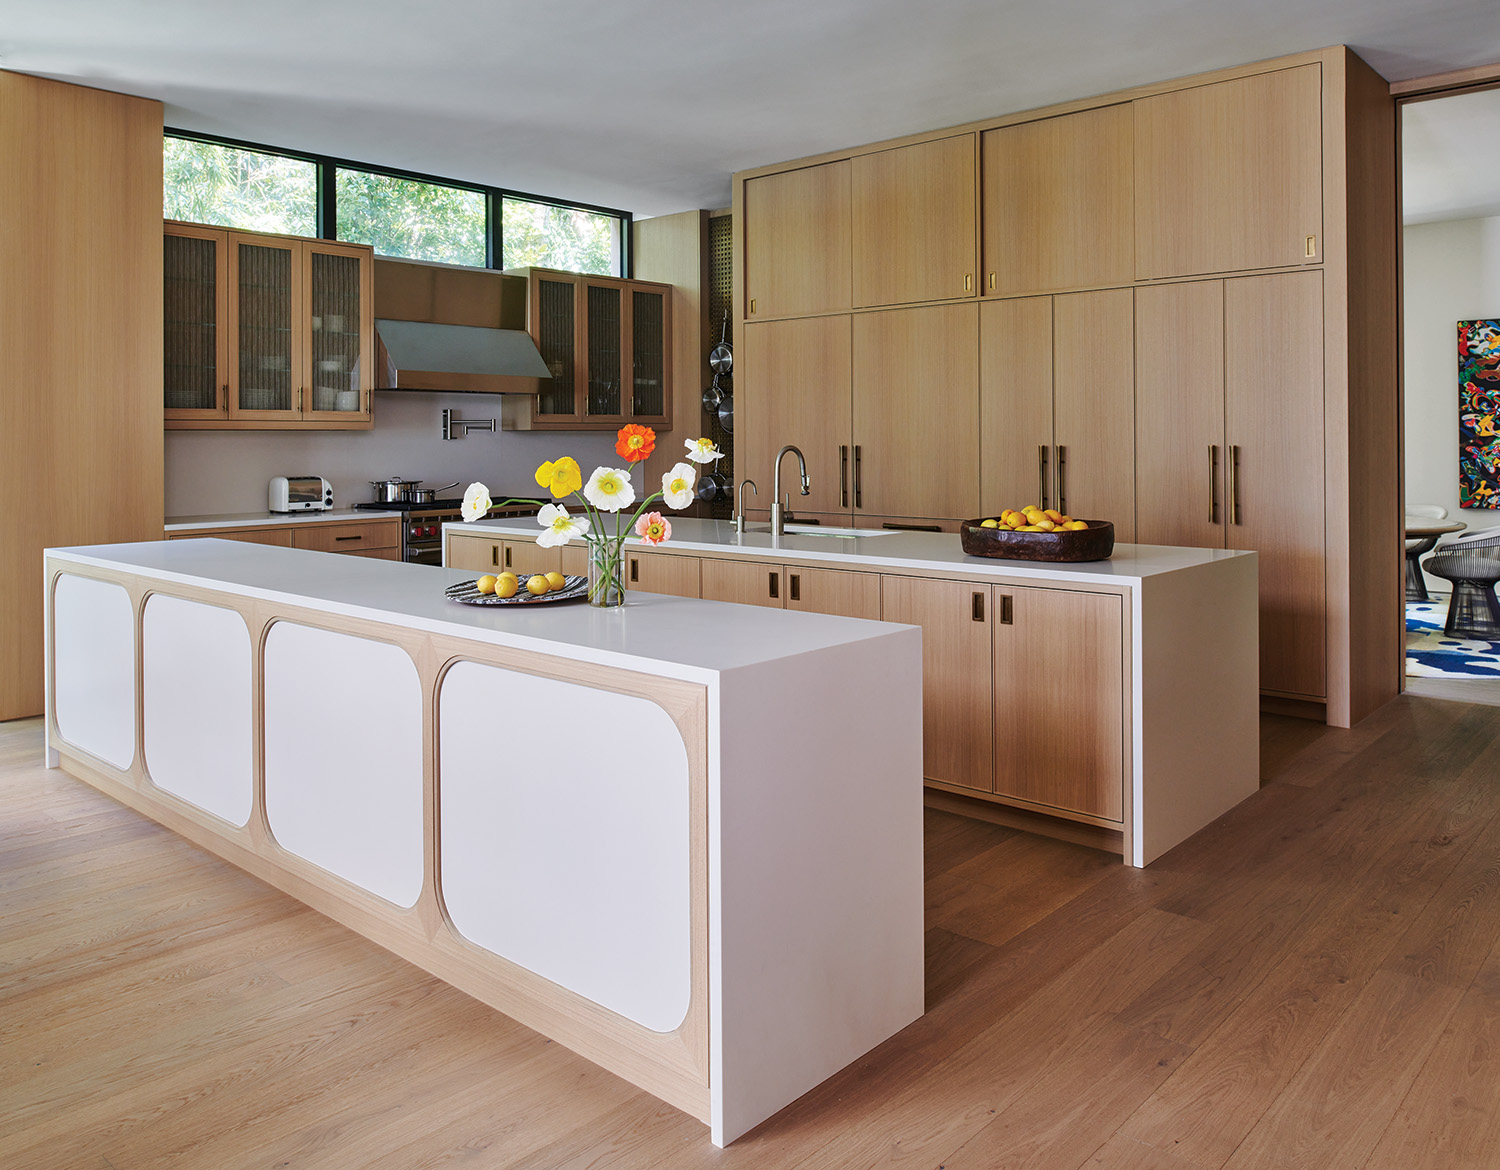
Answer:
445, 570, 588, 605
960, 507, 1114, 562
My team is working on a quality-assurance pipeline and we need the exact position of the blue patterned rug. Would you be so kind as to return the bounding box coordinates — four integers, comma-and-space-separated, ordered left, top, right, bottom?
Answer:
1407, 602, 1500, 679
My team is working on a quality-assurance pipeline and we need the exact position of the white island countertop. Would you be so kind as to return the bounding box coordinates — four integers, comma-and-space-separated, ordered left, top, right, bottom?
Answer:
165, 508, 402, 531
446, 515, 1254, 584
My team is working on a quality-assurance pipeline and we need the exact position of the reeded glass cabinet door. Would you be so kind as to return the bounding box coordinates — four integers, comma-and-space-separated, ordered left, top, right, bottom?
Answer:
631, 286, 668, 421
306, 242, 371, 417
163, 226, 229, 418
585, 282, 623, 418
230, 235, 301, 418
534, 275, 580, 419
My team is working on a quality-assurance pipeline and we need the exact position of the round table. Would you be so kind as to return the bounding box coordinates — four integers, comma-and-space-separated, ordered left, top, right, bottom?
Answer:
1405, 518, 1466, 601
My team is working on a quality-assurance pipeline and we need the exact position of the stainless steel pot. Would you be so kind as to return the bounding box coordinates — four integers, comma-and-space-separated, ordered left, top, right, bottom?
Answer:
369, 477, 415, 504
402, 481, 461, 504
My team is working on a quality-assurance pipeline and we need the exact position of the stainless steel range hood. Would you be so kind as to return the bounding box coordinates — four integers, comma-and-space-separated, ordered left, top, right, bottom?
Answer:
372, 257, 548, 394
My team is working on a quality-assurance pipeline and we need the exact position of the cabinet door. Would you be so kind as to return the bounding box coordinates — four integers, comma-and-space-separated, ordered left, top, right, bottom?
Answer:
448, 534, 503, 572
1225, 270, 1326, 698
979, 296, 1054, 513
786, 567, 880, 620
981, 104, 1133, 296
291, 520, 397, 555
164, 225, 229, 419
1052, 289, 1135, 539
531, 272, 583, 420
501, 540, 563, 578
880, 575, 992, 793
852, 134, 978, 308
584, 281, 625, 420
560, 542, 589, 576
630, 285, 670, 424
1135, 281, 1227, 549
228, 234, 303, 420
170, 528, 293, 548
626, 550, 700, 598
304, 241, 372, 422
741, 316, 853, 517
854, 304, 980, 520
743, 161, 852, 319
700, 558, 783, 608
993, 586, 1124, 822
1135, 64, 1323, 279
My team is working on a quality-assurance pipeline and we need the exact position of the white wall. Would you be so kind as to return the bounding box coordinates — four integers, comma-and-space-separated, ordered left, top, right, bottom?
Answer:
165, 391, 627, 516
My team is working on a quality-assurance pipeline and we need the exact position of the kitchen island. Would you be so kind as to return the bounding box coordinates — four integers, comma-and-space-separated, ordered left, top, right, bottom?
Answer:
42, 539, 924, 1147
449, 517, 1262, 867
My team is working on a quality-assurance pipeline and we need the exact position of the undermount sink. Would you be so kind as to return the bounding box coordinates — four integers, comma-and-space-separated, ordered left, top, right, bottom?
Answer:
749, 524, 899, 539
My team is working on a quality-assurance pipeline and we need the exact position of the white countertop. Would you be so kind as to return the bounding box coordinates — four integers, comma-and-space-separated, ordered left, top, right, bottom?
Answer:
165, 508, 403, 531
446, 515, 1252, 586
48, 539, 912, 682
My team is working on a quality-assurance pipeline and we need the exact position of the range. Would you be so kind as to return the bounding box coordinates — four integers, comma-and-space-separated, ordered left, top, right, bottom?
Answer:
354, 497, 546, 565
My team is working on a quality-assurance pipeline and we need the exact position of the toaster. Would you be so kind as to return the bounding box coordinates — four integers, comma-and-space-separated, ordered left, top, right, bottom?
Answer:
269, 475, 334, 512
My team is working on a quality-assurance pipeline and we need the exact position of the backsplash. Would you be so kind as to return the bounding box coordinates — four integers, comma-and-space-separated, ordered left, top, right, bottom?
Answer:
165, 391, 630, 516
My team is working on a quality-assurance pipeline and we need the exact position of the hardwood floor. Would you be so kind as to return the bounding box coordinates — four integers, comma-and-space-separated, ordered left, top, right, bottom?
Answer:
4, 698, 1500, 1168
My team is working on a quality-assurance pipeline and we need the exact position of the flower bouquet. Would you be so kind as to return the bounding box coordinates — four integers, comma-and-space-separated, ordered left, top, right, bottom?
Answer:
461, 426, 723, 608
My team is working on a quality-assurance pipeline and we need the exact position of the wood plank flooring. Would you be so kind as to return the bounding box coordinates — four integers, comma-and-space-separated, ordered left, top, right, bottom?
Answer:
4, 698, 1500, 1168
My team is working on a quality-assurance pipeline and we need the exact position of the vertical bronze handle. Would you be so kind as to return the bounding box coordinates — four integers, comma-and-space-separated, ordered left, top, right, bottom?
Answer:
1209, 444, 1218, 523
972, 591, 985, 622
1000, 595, 1014, 625
789, 574, 801, 602
298, 386, 305, 413
840, 445, 849, 509
1056, 445, 1067, 515
964, 274, 973, 292
1038, 445, 1049, 510
988, 273, 997, 290
749, 298, 757, 315
492, 545, 499, 568
503, 545, 511, 568
854, 446, 862, 509
769, 571, 779, 600
630, 557, 639, 583
1229, 445, 1241, 525
222, 383, 230, 414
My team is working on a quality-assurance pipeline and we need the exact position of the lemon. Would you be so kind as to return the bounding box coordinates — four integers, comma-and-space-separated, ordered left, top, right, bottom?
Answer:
475, 574, 497, 595
498, 570, 518, 584
980, 518, 1000, 529
526, 574, 549, 596
494, 575, 519, 598
544, 571, 566, 591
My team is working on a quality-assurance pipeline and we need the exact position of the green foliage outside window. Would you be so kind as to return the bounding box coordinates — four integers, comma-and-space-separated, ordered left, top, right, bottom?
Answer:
503, 197, 619, 276
163, 138, 316, 235
335, 169, 487, 266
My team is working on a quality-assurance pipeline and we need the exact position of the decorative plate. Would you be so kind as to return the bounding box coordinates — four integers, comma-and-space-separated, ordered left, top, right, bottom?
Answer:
444, 575, 589, 605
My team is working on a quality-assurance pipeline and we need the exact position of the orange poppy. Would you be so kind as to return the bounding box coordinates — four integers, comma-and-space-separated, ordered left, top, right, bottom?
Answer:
615, 424, 656, 463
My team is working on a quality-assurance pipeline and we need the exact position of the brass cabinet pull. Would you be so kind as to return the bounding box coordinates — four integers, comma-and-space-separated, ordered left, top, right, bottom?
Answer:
1000, 594, 1014, 625
972, 591, 985, 622
503, 545, 511, 568
1228, 445, 1241, 525
298, 386, 305, 413
749, 298, 757, 315
964, 273, 973, 292
854, 445, 863, 509
1038, 445, 1049, 510
492, 545, 499, 567
630, 557, 639, 582
769, 571, 779, 600
222, 383, 230, 414
1208, 444, 1219, 523
988, 272, 997, 290
1056, 445, 1067, 515
840, 445, 849, 508
789, 574, 801, 602
1305, 234, 1317, 258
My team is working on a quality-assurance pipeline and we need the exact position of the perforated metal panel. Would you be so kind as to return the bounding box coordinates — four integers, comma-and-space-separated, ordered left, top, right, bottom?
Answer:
707, 215, 734, 517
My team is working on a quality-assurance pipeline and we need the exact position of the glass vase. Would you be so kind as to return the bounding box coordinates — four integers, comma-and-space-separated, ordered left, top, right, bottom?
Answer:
587, 537, 626, 608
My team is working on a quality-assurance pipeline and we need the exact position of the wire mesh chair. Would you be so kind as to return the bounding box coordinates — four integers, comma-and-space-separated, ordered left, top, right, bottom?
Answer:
1424, 527, 1500, 640
1404, 504, 1451, 601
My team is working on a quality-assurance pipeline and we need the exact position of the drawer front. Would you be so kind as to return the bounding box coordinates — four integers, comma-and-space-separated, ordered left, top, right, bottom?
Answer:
292, 521, 399, 554
168, 528, 294, 547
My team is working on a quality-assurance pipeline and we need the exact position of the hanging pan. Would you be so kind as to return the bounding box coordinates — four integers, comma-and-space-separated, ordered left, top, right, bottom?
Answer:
708, 311, 733, 376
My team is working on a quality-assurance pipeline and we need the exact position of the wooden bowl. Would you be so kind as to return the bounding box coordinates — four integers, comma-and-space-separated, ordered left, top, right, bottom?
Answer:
959, 518, 1115, 562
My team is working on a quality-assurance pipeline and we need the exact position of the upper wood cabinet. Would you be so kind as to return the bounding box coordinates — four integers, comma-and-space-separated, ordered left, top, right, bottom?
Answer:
981, 104, 1133, 296
743, 162, 851, 319
164, 222, 375, 430
852, 135, 978, 308
1134, 64, 1323, 280
504, 268, 672, 431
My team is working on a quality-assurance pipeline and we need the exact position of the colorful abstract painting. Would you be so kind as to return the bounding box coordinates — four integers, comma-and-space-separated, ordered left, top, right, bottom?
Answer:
1459, 319, 1500, 509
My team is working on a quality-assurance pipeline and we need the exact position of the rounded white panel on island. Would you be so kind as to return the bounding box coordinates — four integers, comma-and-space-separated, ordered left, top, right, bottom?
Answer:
438, 660, 692, 1034
263, 621, 424, 908
52, 573, 136, 770
142, 594, 253, 827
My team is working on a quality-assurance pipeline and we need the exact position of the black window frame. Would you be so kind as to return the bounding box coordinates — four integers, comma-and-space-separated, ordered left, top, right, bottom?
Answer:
163, 128, 633, 276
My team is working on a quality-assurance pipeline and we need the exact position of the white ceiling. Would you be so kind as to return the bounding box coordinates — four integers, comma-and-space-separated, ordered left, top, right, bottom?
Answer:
5, 0, 1500, 218
1403, 87, 1500, 224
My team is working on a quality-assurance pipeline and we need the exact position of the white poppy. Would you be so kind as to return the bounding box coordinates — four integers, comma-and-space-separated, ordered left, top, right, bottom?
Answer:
584, 466, 635, 512
661, 462, 697, 509
461, 482, 493, 522
685, 437, 723, 465
535, 502, 590, 548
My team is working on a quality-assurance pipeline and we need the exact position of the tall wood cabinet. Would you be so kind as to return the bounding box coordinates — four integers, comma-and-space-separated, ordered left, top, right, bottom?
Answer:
742, 162, 851, 319
164, 222, 374, 429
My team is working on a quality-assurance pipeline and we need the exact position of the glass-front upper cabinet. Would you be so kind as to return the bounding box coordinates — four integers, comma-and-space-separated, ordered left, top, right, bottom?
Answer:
586, 282, 623, 419
631, 286, 669, 424
533, 272, 580, 417
163, 224, 230, 420
165, 221, 374, 431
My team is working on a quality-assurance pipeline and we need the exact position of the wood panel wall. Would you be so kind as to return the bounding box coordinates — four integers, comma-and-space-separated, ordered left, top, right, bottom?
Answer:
0, 72, 164, 720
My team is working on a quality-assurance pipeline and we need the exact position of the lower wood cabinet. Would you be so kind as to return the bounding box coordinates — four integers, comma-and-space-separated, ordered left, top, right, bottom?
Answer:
698, 558, 880, 619
447, 534, 587, 577
168, 519, 398, 559
625, 550, 700, 598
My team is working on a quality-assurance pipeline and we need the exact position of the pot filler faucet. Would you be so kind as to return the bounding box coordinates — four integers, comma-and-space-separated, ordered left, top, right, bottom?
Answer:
770, 445, 810, 537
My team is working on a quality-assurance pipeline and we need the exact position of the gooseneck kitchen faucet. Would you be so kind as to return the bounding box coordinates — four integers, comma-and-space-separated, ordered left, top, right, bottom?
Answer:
770, 445, 810, 537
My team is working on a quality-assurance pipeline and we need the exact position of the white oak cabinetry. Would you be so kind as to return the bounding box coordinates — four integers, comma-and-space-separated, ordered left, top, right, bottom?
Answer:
1134, 64, 1323, 280
742, 162, 852, 320
446, 532, 587, 577
979, 290, 1135, 536
851, 135, 978, 308
735, 46, 1397, 726
166, 517, 400, 560
164, 221, 374, 430
626, 550, 701, 598
698, 558, 880, 619
981, 104, 1134, 295
1135, 270, 1326, 698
